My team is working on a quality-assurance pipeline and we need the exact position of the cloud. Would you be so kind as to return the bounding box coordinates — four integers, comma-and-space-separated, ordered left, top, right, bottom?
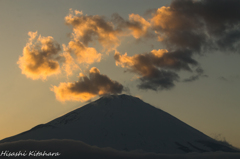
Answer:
67, 40, 101, 64
51, 67, 123, 102
183, 67, 207, 82
17, 31, 62, 80
137, 70, 179, 91
113, 0, 240, 90
112, 13, 153, 39
0, 139, 240, 159
61, 50, 80, 77
114, 49, 200, 90
17, 31, 102, 80
151, 5, 206, 51
61, 10, 107, 76
183, 75, 200, 83
61, 39, 101, 76
216, 30, 240, 52
18, 0, 240, 93
128, 14, 152, 39
65, 9, 121, 52
150, 0, 240, 52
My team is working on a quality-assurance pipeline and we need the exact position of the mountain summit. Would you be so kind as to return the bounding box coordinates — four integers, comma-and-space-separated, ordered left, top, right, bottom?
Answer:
0, 94, 238, 154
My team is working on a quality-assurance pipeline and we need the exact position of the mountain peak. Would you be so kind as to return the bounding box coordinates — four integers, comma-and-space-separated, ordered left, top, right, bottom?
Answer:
96, 94, 141, 103
0, 94, 238, 154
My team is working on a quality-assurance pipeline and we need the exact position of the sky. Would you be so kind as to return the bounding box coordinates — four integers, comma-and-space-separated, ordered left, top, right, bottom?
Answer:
0, 0, 240, 149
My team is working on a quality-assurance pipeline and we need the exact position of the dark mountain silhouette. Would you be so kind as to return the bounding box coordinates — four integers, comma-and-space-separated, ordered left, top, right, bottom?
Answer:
0, 94, 238, 154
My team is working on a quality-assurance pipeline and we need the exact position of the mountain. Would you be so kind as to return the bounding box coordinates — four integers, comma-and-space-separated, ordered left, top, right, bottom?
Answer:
0, 94, 238, 154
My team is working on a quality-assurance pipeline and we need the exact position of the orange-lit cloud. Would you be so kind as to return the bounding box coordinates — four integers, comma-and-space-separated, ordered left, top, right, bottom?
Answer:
65, 9, 121, 52
111, 13, 153, 39
61, 48, 79, 77
128, 14, 151, 39
60, 38, 101, 76
51, 67, 123, 102
17, 31, 62, 80
67, 40, 101, 64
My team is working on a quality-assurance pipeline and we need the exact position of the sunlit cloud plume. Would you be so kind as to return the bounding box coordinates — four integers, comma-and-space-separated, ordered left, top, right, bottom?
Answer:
62, 10, 103, 76
51, 67, 123, 102
65, 9, 121, 52
17, 31, 62, 80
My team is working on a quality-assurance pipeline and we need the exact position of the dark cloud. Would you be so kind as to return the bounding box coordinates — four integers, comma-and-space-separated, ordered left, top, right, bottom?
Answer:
0, 139, 240, 159
138, 70, 179, 91
114, 49, 197, 73
155, 49, 198, 71
51, 67, 123, 102
216, 30, 240, 52
152, 0, 240, 52
114, 49, 201, 90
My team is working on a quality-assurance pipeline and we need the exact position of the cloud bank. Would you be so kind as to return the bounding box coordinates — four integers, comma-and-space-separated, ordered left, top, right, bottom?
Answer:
0, 139, 240, 159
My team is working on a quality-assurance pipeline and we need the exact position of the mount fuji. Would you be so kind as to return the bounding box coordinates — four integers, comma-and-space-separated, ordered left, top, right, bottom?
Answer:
0, 94, 238, 154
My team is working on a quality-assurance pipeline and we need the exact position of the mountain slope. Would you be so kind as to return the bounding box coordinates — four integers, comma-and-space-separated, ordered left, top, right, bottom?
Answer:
0, 94, 238, 154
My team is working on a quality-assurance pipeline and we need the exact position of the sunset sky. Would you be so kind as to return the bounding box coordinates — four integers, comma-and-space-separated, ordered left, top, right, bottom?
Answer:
0, 0, 240, 148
